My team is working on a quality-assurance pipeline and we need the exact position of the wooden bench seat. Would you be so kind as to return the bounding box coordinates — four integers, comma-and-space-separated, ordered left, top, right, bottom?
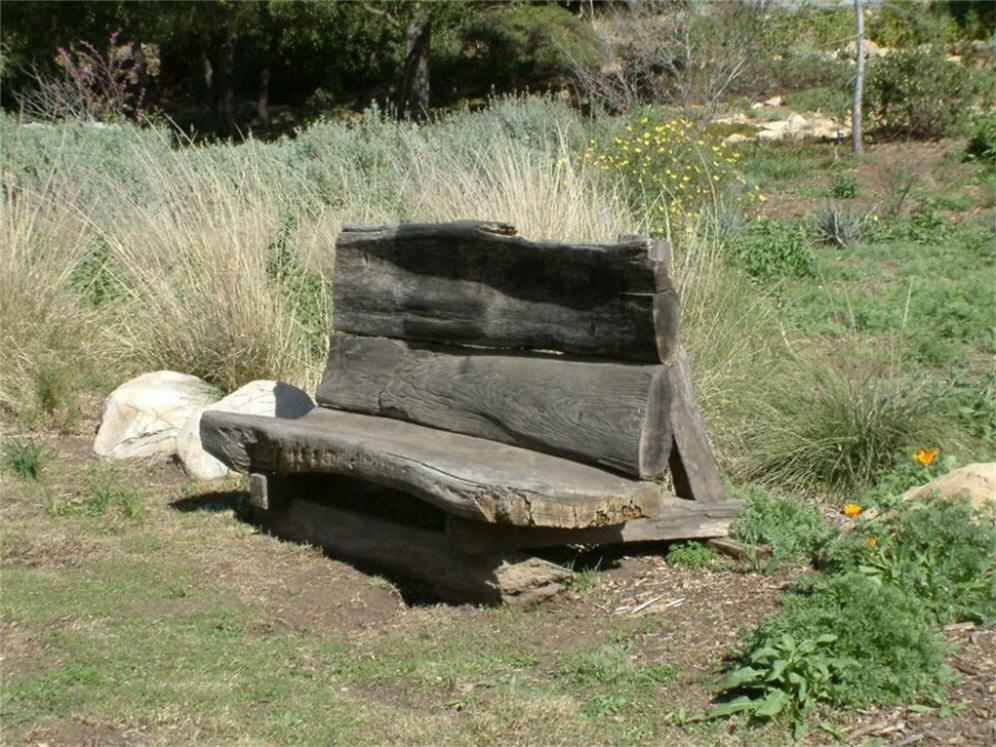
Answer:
201, 407, 667, 528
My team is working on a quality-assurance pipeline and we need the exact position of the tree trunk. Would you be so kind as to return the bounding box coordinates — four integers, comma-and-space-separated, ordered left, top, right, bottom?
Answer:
400, 8, 433, 122
257, 66, 271, 129
852, 0, 864, 156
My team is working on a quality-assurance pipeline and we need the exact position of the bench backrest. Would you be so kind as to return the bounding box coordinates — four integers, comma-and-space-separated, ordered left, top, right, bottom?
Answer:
318, 220, 681, 480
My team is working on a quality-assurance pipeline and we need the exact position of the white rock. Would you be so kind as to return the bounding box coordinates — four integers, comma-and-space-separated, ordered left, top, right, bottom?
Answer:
177, 380, 314, 480
903, 463, 996, 512
94, 371, 220, 460
723, 133, 753, 145
762, 95, 783, 107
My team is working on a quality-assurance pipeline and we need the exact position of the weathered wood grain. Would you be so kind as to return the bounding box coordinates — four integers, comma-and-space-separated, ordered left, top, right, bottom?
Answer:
257, 488, 574, 604
316, 333, 672, 478
445, 498, 743, 553
200, 407, 665, 528
667, 345, 726, 502
334, 220, 679, 361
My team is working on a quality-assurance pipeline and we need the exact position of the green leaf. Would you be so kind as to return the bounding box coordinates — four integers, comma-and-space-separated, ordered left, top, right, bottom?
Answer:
754, 689, 790, 718
750, 646, 780, 663
706, 696, 758, 718
716, 667, 763, 690
793, 718, 809, 740
766, 658, 789, 682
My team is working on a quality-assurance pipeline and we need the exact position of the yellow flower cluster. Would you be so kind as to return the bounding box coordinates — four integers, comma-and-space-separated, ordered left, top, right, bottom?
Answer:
580, 116, 758, 232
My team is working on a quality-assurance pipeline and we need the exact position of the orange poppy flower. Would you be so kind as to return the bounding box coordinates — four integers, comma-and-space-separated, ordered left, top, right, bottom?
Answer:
843, 503, 862, 518
912, 447, 938, 467
865, 536, 877, 547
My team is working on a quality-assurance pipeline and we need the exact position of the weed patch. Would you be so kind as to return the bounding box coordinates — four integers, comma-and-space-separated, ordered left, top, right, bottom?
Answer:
730, 485, 831, 570
2, 440, 52, 481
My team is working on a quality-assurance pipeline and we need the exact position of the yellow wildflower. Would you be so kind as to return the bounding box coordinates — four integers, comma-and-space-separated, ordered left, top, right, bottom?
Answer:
843, 503, 862, 518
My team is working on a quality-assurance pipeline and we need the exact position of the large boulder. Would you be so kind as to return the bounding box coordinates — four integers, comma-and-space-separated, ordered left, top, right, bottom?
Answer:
177, 380, 314, 480
94, 371, 220, 460
902, 463, 996, 511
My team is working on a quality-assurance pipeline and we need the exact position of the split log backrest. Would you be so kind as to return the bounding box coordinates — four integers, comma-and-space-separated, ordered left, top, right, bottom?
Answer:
317, 220, 718, 493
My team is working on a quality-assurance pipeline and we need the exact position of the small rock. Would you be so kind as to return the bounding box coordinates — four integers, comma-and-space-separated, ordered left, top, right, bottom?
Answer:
903, 463, 996, 512
94, 371, 220, 460
762, 95, 783, 107
177, 380, 314, 480
723, 132, 752, 145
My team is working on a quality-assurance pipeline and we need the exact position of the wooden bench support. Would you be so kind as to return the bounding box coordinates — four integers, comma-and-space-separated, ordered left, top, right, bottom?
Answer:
252, 477, 573, 605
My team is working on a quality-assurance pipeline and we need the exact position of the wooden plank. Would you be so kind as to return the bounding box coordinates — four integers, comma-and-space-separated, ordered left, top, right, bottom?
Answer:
334, 221, 679, 361
667, 345, 726, 502
445, 498, 743, 553
316, 334, 672, 479
200, 408, 666, 528
260, 493, 574, 605
707, 537, 772, 562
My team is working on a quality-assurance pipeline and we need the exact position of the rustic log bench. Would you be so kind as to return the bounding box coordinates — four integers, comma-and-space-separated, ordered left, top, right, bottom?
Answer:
201, 220, 742, 604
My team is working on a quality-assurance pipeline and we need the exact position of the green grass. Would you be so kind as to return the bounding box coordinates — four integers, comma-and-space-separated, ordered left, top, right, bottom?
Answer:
2, 439, 51, 480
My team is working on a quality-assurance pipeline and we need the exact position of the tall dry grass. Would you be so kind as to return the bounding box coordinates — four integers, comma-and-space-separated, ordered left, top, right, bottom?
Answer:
0, 101, 642, 430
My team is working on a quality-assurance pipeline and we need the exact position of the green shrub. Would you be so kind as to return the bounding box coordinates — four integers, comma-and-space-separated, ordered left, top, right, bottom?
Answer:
823, 496, 996, 625
964, 113, 996, 165
829, 170, 858, 199
665, 541, 718, 569
864, 49, 994, 140
783, 85, 849, 119
720, 572, 951, 712
730, 485, 831, 570
2, 439, 51, 480
726, 218, 815, 281
579, 114, 756, 235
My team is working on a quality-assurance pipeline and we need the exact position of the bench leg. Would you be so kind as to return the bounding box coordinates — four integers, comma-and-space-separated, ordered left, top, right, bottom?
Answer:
257, 494, 573, 605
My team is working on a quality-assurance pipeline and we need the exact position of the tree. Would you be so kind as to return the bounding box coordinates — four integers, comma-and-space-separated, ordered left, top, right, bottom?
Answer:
852, 0, 864, 155
572, 0, 774, 122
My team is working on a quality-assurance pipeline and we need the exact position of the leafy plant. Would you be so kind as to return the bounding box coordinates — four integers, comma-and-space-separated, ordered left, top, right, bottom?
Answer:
857, 446, 954, 509
719, 572, 951, 722
823, 496, 996, 625
710, 632, 847, 739
964, 113, 996, 165
829, 170, 858, 199
726, 218, 815, 281
730, 485, 831, 570
2, 439, 51, 480
665, 541, 718, 569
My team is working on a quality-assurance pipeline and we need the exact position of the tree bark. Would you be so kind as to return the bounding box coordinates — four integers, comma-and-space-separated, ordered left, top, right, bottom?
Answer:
400, 8, 433, 121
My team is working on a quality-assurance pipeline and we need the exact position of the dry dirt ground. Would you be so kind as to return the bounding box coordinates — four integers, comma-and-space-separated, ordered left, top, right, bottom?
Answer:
2, 413, 994, 746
